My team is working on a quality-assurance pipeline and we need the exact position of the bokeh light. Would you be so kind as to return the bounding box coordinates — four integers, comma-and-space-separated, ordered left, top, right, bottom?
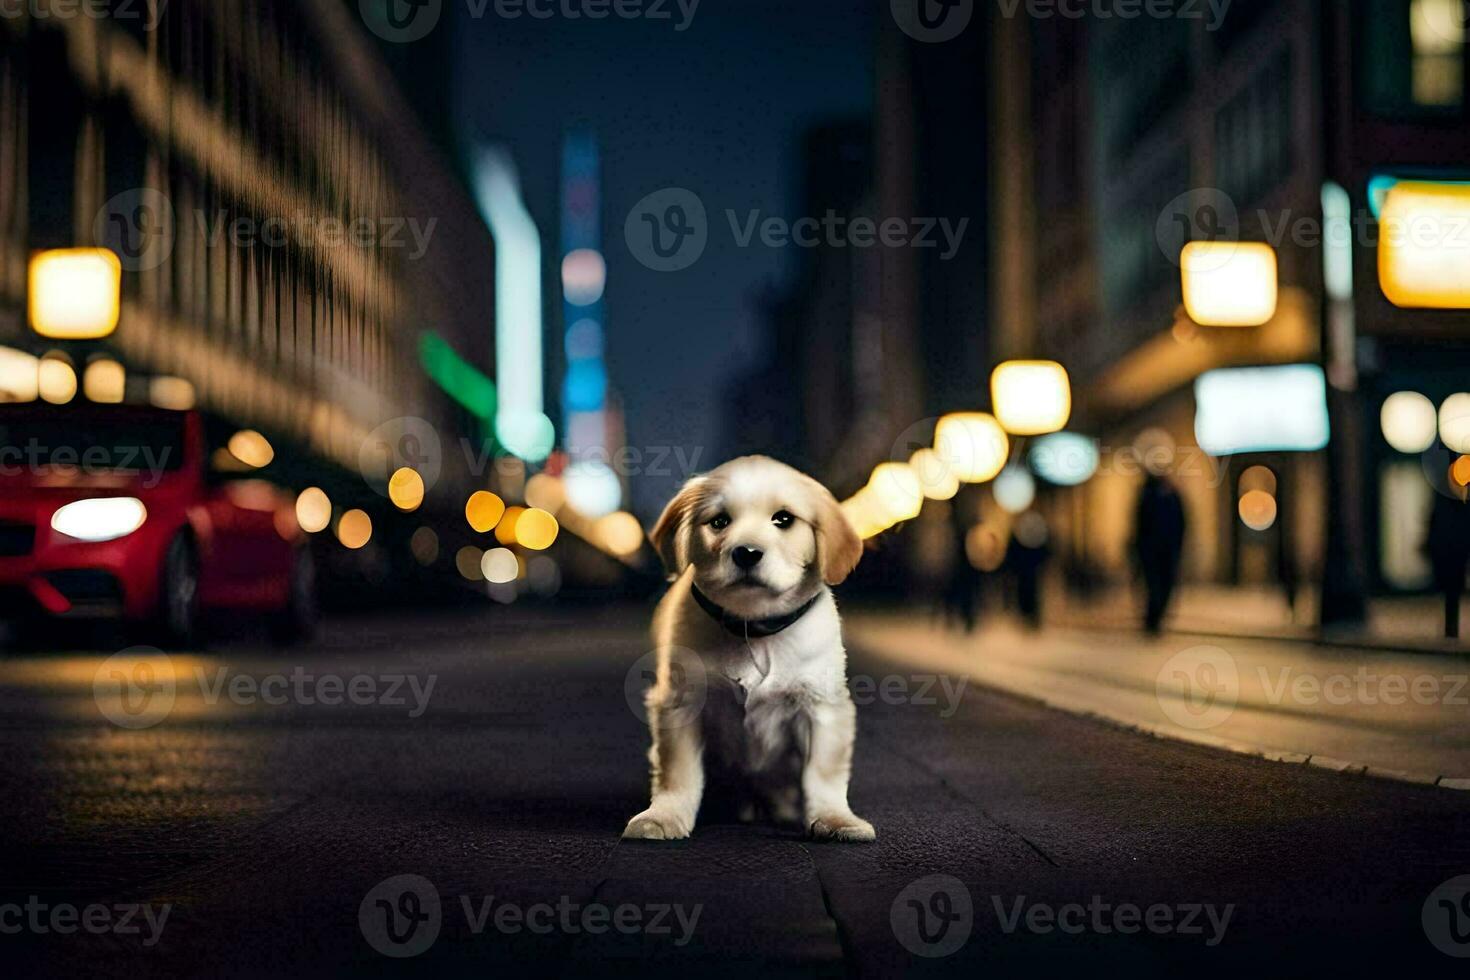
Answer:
482, 547, 520, 584
466, 491, 507, 533
991, 361, 1073, 435
1238, 490, 1278, 531
1381, 391, 1438, 454
909, 448, 959, 500
934, 413, 1009, 484
149, 375, 196, 410
38, 354, 77, 405
457, 545, 485, 581
515, 508, 560, 550
1180, 241, 1279, 327
1030, 432, 1100, 486
295, 488, 332, 533
410, 526, 440, 566
561, 248, 607, 306
336, 509, 373, 549
564, 460, 621, 518
495, 506, 526, 546
595, 511, 645, 556
993, 466, 1036, 514
867, 462, 924, 524
82, 359, 125, 404
388, 467, 426, 512
1439, 394, 1470, 453
524, 472, 566, 513
229, 430, 275, 468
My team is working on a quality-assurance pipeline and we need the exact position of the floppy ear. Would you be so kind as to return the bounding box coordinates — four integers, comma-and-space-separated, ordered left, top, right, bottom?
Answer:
649, 477, 709, 579
809, 479, 863, 586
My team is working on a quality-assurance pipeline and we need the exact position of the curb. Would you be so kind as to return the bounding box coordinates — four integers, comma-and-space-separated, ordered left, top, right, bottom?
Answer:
854, 629, 1470, 793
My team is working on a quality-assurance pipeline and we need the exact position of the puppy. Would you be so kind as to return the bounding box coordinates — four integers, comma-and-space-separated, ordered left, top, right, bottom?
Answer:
624, 456, 874, 842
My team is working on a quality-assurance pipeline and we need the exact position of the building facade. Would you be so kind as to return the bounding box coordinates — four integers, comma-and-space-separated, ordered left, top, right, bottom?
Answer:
991, 0, 1470, 622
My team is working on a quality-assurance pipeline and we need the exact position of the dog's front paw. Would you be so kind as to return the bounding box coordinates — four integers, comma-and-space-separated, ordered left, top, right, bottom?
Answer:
809, 812, 875, 842
623, 809, 692, 840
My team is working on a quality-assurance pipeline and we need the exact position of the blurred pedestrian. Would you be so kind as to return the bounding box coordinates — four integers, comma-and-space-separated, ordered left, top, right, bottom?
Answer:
1134, 473, 1186, 635
1428, 484, 1470, 640
943, 526, 983, 633
1006, 512, 1050, 630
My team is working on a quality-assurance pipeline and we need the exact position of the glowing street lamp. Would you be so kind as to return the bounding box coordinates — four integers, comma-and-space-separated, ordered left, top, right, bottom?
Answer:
1380, 391, 1437, 454
867, 462, 924, 525
1379, 181, 1470, 309
991, 360, 1072, 436
1180, 242, 1278, 327
934, 413, 1009, 483
908, 448, 959, 500
29, 249, 123, 340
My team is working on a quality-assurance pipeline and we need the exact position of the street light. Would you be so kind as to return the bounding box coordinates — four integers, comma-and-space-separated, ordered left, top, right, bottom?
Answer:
867, 462, 924, 524
934, 413, 1009, 483
908, 448, 959, 500
1180, 242, 1278, 327
29, 248, 123, 340
1379, 181, 1470, 309
991, 360, 1072, 436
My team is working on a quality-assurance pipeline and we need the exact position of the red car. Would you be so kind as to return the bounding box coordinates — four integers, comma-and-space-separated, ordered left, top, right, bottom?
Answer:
0, 403, 316, 645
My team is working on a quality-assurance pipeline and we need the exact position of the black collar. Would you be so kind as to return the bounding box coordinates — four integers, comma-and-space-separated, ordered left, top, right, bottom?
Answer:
690, 585, 822, 639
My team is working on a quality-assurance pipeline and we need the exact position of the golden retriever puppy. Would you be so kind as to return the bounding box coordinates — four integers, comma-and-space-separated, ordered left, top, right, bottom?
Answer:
624, 456, 874, 842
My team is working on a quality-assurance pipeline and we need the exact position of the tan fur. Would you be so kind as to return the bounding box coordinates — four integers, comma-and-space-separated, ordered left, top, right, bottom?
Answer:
625, 456, 874, 842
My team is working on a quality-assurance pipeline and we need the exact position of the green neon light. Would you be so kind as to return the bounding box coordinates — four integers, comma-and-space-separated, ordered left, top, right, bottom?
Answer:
419, 332, 496, 422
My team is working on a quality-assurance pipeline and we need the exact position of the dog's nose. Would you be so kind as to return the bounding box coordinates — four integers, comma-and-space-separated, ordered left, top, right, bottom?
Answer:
732, 546, 764, 570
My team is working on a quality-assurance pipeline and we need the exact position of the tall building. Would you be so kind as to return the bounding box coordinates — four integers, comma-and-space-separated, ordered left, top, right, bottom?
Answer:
0, 0, 496, 504
991, 0, 1470, 622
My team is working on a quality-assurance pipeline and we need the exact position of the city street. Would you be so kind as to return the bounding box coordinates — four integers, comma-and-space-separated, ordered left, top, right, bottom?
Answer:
5, 607, 1470, 976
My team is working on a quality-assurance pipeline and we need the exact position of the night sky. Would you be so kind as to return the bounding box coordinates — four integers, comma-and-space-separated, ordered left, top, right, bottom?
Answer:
452, 0, 874, 515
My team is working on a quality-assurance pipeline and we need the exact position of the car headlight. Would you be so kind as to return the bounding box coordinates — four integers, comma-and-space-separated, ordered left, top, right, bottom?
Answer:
51, 498, 148, 543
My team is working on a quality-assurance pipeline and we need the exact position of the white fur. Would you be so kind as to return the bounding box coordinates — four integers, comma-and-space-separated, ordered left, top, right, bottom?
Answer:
624, 456, 873, 842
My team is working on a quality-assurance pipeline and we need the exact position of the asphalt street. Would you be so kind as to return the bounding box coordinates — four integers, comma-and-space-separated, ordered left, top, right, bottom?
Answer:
3, 603, 1470, 977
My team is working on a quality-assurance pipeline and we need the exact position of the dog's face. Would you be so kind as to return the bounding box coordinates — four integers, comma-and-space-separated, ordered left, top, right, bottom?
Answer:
650, 456, 863, 620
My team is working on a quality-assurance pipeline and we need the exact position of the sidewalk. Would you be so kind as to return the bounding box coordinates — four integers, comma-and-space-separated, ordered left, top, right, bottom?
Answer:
1055, 583, 1469, 656
847, 612, 1470, 789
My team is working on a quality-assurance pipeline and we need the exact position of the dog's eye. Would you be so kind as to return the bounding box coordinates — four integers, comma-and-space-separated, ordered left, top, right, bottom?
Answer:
708, 514, 731, 531
772, 510, 795, 529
